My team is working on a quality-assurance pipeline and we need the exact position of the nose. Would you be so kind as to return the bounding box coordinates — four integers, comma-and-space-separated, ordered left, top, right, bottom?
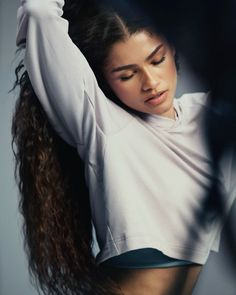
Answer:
141, 69, 159, 92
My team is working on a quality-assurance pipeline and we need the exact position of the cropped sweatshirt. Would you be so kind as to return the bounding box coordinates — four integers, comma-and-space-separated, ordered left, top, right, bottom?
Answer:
16, 0, 236, 265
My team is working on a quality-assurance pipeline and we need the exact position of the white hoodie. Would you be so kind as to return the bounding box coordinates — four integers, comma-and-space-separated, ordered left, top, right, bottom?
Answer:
16, 0, 236, 265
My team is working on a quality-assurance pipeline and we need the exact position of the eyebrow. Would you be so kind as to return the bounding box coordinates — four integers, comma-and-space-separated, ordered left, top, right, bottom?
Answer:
111, 43, 164, 73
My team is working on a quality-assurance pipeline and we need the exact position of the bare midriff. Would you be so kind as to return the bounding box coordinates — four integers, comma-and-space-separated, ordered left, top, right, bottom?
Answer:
100, 264, 202, 295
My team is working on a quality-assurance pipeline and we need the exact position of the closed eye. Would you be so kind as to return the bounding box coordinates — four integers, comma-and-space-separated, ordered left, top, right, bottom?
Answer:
151, 56, 166, 65
120, 75, 134, 81
119, 69, 138, 81
119, 56, 165, 81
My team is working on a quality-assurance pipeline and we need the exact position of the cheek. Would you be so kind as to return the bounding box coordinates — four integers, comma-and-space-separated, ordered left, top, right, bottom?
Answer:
165, 60, 177, 84
109, 81, 136, 100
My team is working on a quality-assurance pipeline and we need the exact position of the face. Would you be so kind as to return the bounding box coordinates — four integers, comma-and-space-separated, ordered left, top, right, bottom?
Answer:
103, 31, 177, 119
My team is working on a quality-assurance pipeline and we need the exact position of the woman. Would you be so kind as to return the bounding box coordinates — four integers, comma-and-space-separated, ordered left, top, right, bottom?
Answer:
13, 0, 235, 294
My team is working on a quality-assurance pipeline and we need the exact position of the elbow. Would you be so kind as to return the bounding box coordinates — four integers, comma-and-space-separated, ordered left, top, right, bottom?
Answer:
23, 0, 65, 19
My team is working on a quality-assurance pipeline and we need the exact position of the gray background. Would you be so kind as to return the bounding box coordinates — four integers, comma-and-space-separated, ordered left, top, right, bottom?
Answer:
0, 0, 235, 294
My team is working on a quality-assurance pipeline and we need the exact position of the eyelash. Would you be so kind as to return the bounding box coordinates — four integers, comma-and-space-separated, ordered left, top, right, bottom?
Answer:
151, 56, 166, 66
120, 56, 166, 81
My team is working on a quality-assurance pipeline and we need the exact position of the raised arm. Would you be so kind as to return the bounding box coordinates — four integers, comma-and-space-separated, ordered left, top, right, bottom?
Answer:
16, 0, 131, 149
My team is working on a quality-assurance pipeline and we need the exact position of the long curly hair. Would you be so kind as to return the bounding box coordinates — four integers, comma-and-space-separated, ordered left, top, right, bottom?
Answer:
11, 0, 179, 294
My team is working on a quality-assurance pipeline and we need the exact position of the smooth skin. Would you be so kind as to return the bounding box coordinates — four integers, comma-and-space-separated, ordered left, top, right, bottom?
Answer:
102, 31, 202, 294
101, 264, 202, 295
104, 31, 177, 119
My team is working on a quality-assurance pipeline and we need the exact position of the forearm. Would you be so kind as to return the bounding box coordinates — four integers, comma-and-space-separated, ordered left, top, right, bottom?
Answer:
16, 0, 102, 146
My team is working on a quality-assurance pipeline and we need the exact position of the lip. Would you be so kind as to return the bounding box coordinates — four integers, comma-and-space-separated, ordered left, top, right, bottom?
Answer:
145, 90, 168, 106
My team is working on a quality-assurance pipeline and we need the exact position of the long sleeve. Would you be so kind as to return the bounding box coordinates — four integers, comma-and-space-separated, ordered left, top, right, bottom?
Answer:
16, 0, 132, 150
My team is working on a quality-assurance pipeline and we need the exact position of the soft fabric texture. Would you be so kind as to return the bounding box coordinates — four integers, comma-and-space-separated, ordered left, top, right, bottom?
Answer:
100, 248, 194, 268
16, 0, 236, 265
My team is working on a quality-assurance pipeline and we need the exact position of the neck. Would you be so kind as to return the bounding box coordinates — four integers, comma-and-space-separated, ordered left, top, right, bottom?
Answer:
159, 106, 176, 120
